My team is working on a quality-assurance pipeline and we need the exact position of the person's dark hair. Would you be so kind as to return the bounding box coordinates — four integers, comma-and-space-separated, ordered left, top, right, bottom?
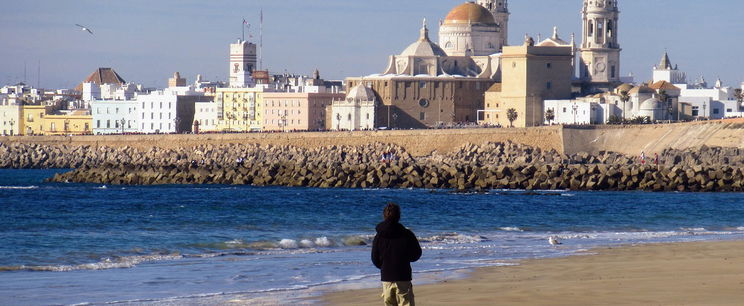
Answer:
383, 202, 401, 223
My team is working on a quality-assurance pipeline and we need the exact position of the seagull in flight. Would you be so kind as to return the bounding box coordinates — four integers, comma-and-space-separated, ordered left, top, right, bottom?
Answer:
75, 24, 94, 35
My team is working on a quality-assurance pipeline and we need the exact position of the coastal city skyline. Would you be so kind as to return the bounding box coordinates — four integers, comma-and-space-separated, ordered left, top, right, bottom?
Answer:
4, 1, 744, 305
2, 0, 743, 88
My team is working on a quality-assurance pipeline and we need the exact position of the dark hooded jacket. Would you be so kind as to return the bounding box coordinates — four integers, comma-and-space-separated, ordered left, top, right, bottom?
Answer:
371, 220, 422, 282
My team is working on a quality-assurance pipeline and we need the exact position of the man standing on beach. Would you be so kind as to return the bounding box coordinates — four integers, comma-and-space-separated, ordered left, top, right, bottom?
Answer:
372, 202, 422, 306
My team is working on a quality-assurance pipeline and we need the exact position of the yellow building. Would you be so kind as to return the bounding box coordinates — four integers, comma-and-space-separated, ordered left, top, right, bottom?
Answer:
19, 105, 49, 135
481, 35, 574, 128
18, 105, 93, 135
42, 111, 93, 136
214, 88, 265, 132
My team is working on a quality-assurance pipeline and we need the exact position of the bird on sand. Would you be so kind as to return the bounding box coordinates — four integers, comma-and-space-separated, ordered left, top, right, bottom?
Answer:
75, 24, 94, 35
548, 236, 562, 246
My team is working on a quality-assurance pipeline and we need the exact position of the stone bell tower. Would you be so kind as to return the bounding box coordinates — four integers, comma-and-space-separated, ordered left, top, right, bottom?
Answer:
476, 0, 510, 48
579, 0, 621, 92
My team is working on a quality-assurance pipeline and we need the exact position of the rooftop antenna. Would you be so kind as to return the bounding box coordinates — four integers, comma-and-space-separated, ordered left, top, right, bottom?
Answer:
259, 8, 264, 70
37, 60, 40, 88
242, 18, 247, 42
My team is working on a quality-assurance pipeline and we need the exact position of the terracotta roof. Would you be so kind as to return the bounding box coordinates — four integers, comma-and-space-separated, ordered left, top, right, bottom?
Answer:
75, 68, 126, 91
648, 80, 679, 91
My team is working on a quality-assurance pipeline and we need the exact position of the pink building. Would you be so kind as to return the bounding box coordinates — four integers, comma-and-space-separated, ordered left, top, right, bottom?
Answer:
262, 92, 344, 131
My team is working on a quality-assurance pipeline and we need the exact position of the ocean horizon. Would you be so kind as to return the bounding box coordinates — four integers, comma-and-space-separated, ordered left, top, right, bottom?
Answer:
2, 169, 744, 305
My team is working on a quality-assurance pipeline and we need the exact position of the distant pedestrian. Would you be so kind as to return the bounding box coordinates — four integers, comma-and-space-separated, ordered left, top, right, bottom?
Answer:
372, 202, 422, 306
640, 151, 646, 165
654, 153, 659, 165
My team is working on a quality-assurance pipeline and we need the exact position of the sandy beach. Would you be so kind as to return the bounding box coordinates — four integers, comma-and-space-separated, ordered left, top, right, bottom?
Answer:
323, 240, 744, 305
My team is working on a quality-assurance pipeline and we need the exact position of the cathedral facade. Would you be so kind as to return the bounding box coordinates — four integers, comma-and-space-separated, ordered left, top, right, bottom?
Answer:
345, 1, 509, 129
341, 0, 622, 129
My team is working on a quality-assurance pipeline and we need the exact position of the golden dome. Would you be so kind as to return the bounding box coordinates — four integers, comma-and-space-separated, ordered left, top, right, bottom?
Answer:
444, 2, 496, 25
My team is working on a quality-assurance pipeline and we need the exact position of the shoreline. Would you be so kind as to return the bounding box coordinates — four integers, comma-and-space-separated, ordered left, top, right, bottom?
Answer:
322, 239, 744, 305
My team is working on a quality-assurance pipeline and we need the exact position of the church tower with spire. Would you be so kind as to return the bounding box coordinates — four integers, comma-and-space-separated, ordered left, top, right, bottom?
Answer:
579, 0, 621, 92
476, 0, 509, 48
652, 51, 687, 84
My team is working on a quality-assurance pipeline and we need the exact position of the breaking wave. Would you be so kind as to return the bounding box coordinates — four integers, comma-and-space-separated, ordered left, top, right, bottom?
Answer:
0, 185, 39, 190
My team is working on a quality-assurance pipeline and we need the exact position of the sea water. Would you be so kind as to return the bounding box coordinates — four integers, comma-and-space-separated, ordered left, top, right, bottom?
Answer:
2, 169, 744, 305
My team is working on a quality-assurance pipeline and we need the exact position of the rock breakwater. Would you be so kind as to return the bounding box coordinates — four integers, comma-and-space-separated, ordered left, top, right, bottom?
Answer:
2, 142, 743, 192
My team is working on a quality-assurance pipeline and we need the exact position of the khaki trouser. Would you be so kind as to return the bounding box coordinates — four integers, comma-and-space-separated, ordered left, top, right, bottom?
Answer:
381, 281, 415, 306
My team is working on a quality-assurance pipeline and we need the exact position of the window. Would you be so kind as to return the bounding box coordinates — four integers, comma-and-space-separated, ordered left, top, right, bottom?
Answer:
419, 112, 425, 120
563, 107, 567, 113
106, 120, 110, 128
96, 120, 100, 128
547, 63, 552, 69
713, 109, 720, 114
547, 82, 552, 89
611, 66, 616, 78
419, 81, 426, 88
588, 20, 594, 36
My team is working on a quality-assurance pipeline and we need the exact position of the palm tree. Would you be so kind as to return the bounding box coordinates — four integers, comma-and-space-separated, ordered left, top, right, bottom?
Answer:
507, 108, 518, 128
545, 108, 555, 125
619, 90, 630, 122
735, 89, 743, 103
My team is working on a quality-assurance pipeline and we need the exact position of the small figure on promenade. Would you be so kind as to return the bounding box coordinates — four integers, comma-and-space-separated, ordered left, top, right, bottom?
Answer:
654, 153, 659, 166
640, 151, 646, 165
372, 202, 422, 306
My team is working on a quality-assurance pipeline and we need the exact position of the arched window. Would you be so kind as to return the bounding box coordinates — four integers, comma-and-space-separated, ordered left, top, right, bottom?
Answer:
607, 20, 613, 37
445, 41, 453, 49
588, 20, 594, 36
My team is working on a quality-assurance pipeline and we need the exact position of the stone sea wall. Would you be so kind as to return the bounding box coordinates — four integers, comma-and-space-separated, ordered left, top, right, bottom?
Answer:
2, 142, 744, 192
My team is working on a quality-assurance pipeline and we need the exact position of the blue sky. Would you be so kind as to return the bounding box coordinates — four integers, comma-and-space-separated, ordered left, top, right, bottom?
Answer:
1, 0, 742, 89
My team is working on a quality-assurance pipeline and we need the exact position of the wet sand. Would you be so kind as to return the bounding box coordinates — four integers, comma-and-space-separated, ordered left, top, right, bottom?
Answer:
323, 240, 744, 305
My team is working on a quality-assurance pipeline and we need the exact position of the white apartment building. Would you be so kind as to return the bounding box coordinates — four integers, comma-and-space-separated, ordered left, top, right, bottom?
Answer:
0, 98, 21, 136
91, 86, 212, 134
194, 101, 219, 133
91, 100, 139, 134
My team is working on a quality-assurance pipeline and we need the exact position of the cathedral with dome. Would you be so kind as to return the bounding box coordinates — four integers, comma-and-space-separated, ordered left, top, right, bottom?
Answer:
382, 1, 507, 80
339, 0, 621, 129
